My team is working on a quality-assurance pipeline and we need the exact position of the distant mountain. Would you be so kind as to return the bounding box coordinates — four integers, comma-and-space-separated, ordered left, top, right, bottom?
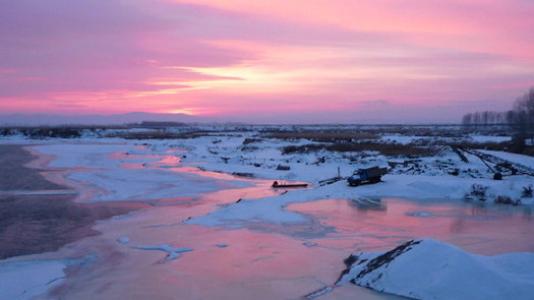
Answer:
0, 112, 204, 126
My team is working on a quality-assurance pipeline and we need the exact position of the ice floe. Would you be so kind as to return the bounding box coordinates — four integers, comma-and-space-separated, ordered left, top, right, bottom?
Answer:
132, 244, 193, 261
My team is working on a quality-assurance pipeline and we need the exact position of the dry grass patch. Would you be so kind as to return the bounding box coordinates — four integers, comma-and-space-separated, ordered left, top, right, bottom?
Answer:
264, 130, 379, 143
282, 142, 436, 157
106, 131, 209, 140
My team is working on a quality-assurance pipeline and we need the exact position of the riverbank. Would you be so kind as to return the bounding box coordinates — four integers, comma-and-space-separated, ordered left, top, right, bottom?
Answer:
1, 139, 532, 300
0, 145, 142, 259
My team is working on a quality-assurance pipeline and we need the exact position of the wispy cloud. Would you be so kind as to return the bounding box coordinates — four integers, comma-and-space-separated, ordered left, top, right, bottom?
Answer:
1, 0, 533, 122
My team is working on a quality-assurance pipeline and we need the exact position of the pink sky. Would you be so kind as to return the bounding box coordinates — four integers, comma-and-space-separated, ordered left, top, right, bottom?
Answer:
1, 0, 533, 123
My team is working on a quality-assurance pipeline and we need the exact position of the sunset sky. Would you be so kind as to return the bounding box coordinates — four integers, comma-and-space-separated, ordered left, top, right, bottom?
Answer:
1, 0, 533, 123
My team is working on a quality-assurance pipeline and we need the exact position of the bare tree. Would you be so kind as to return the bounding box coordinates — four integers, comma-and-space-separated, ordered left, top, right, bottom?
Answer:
513, 88, 534, 144
473, 111, 481, 125
462, 113, 473, 126
459, 87, 534, 153
482, 111, 489, 125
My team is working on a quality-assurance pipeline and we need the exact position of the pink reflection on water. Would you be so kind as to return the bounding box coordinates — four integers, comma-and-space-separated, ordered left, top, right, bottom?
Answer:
43, 144, 534, 299
62, 219, 390, 299
117, 150, 252, 182
288, 198, 534, 255
116, 151, 291, 203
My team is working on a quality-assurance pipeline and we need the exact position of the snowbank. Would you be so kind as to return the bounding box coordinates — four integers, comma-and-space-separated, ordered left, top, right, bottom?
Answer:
337, 239, 534, 300
480, 150, 534, 170
470, 135, 511, 143
33, 142, 248, 202
381, 135, 421, 145
0, 260, 66, 300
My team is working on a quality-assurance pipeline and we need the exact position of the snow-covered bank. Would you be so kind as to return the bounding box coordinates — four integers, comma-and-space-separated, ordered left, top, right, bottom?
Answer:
480, 150, 534, 170
3, 129, 531, 207
174, 134, 533, 208
7, 135, 531, 226
33, 142, 250, 202
380, 134, 511, 145
337, 239, 534, 300
0, 129, 532, 300
0, 259, 67, 300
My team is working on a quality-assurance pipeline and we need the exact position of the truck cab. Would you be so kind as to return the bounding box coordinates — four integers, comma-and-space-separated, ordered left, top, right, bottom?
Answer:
347, 167, 388, 186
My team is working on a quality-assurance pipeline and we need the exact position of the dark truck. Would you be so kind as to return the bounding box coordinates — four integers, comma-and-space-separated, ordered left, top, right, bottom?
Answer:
347, 166, 388, 186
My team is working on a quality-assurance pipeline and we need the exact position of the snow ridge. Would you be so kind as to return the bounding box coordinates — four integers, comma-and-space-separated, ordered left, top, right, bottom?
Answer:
337, 239, 534, 300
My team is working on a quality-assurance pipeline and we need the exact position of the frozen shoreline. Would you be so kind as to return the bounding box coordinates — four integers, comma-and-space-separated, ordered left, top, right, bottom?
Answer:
0, 145, 137, 299
0, 134, 532, 299
0, 140, 283, 300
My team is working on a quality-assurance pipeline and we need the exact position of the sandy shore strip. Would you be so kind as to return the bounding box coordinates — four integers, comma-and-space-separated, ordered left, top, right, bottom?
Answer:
0, 144, 144, 260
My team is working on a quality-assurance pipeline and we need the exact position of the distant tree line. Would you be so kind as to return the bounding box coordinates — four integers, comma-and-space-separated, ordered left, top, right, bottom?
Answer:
461, 111, 508, 126
462, 87, 534, 152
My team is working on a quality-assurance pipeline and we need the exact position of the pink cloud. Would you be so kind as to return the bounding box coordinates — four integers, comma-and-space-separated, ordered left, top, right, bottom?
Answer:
1, 0, 533, 122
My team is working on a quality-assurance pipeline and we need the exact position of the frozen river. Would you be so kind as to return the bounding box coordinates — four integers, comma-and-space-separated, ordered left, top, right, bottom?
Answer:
3, 141, 533, 299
